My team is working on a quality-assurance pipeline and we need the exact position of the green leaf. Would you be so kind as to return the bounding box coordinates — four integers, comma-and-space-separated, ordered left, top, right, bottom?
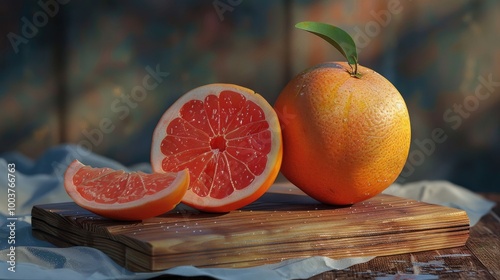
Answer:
295, 21, 358, 66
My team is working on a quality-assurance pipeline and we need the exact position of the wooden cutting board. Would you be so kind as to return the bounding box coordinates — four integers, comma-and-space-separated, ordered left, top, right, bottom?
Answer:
31, 185, 470, 272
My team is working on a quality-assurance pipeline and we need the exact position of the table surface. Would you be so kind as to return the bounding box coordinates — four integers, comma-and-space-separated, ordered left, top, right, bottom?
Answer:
307, 193, 500, 279
158, 193, 500, 280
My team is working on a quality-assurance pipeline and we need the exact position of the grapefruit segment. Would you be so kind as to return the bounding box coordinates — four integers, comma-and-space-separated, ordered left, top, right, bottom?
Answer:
151, 84, 282, 212
64, 160, 189, 220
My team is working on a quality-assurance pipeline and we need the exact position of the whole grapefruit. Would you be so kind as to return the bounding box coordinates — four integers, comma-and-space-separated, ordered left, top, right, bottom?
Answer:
274, 62, 411, 205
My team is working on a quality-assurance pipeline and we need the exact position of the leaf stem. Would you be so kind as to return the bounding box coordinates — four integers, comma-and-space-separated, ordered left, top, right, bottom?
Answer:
350, 56, 361, 78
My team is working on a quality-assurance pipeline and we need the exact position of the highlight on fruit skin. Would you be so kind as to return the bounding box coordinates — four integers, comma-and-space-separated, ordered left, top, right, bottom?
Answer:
274, 22, 411, 205
151, 83, 283, 212
64, 159, 189, 220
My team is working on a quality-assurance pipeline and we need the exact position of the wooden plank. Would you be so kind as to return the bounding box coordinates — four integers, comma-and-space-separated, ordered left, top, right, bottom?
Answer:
32, 193, 469, 271
309, 193, 500, 279
309, 247, 496, 280
466, 213, 500, 279
464, 194, 500, 279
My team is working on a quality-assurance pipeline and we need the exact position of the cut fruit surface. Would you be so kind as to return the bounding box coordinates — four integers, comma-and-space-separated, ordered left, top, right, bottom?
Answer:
63, 160, 189, 220
151, 84, 282, 212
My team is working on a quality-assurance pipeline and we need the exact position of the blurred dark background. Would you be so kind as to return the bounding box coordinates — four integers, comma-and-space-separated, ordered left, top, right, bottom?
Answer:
1, 0, 499, 193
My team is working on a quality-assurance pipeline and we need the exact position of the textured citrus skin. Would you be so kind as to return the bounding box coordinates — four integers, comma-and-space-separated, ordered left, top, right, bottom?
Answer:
274, 62, 411, 205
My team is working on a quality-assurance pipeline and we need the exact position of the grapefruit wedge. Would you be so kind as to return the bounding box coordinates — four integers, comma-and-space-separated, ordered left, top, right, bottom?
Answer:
151, 84, 282, 212
64, 160, 189, 220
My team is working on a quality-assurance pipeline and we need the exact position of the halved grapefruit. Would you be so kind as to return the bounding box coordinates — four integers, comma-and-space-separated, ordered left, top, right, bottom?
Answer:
64, 160, 189, 220
151, 84, 282, 212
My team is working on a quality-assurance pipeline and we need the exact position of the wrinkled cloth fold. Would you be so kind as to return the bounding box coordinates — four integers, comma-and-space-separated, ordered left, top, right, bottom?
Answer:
0, 145, 495, 280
